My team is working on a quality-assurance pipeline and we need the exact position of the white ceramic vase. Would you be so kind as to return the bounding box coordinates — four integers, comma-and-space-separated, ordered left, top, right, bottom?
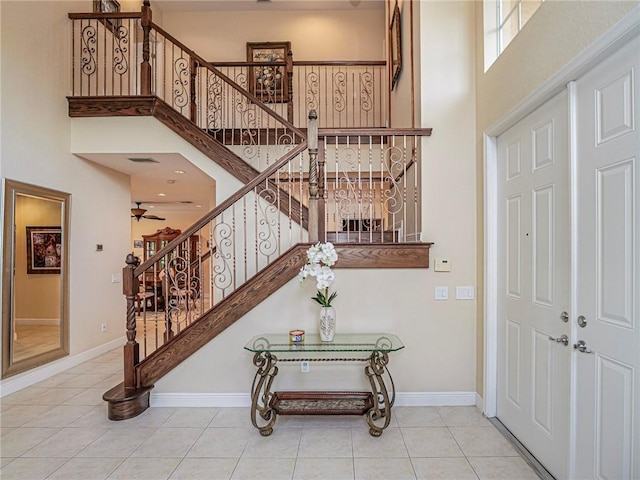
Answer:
319, 306, 336, 342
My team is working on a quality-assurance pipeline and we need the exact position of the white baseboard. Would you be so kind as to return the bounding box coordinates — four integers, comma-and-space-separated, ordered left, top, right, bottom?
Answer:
149, 391, 478, 408
15, 318, 60, 326
476, 393, 483, 409
0, 336, 125, 397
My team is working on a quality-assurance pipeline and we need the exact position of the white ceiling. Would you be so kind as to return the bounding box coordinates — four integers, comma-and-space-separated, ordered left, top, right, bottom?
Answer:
77, 152, 215, 217
153, 0, 384, 12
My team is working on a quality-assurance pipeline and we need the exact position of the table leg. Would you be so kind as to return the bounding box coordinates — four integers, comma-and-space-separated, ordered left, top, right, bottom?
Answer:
250, 351, 278, 436
364, 351, 395, 437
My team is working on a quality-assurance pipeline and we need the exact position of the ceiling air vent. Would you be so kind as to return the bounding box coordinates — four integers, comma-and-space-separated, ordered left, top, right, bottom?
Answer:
127, 157, 159, 163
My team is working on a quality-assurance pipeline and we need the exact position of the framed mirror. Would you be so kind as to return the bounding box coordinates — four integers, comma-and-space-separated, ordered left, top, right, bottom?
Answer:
2, 180, 70, 378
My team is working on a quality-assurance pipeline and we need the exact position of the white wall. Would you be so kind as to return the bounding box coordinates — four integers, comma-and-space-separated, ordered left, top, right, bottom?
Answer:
0, 0, 131, 386
473, 0, 639, 398
157, 8, 385, 61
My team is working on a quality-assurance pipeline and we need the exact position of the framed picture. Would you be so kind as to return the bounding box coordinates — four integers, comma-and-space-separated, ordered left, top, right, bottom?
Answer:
246, 42, 291, 103
133, 240, 143, 249
93, 0, 121, 33
26, 226, 62, 274
390, 2, 402, 90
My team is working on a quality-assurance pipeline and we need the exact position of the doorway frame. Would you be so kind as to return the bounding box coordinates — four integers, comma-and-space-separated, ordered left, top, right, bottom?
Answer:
483, 8, 640, 475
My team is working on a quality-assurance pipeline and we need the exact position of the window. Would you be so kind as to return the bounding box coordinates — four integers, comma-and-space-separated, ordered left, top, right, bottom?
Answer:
497, 0, 543, 54
483, 0, 543, 71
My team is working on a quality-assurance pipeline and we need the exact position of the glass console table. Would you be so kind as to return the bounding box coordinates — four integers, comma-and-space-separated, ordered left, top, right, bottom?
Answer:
244, 333, 404, 437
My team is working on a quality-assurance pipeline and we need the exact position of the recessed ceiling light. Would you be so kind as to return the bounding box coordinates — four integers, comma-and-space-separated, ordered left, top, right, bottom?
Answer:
167, 179, 176, 184
173, 170, 185, 174
148, 205, 156, 208
196, 204, 202, 208
157, 193, 166, 197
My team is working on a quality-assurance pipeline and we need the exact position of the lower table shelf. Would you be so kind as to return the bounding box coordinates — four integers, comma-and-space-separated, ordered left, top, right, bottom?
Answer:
271, 391, 374, 416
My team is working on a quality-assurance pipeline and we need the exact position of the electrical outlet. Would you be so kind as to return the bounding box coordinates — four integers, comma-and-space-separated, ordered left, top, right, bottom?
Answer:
301, 361, 310, 373
101, 323, 107, 333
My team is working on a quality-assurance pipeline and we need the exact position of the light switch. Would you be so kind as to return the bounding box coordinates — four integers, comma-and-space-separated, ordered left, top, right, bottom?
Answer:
111, 273, 122, 284
434, 258, 451, 272
435, 286, 448, 300
456, 286, 474, 300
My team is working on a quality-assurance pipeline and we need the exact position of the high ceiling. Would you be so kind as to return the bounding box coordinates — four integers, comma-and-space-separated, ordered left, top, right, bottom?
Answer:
152, 0, 384, 12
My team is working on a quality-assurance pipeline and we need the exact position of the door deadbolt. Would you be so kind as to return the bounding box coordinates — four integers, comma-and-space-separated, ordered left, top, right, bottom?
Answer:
560, 311, 569, 323
577, 315, 587, 328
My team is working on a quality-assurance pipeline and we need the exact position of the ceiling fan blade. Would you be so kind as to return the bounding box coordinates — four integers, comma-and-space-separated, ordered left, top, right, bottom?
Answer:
142, 214, 166, 221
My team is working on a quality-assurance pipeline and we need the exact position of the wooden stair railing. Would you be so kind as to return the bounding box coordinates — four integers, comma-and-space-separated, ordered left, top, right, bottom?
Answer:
69, 3, 309, 227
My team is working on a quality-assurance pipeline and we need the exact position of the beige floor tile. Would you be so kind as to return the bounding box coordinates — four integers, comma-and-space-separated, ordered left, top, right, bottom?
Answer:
394, 407, 445, 427
231, 457, 296, 480
242, 427, 302, 458
276, 415, 306, 428
298, 427, 353, 458
449, 427, 518, 457
131, 427, 204, 458
77, 427, 156, 457
293, 457, 355, 480
21, 427, 106, 457
169, 458, 238, 480
161, 407, 220, 427
438, 407, 491, 427
0, 403, 17, 413
1, 387, 50, 405
22, 405, 94, 428
46, 457, 124, 480
208, 407, 250, 427
91, 374, 123, 390
303, 415, 363, 428
111, 407, 176, 428
352, 427, 408, 458
0, 405, 55, 427
58, 373, 109, 389
401, 427, 464, 458
1, 457, 16, 467
26, 388, 86, 406
107, 457, 181, 480
412, 457, 479, 479
0, 457, 67, 480
354, 457, 417, 480
0, 427, 15, 437
69, 405, 120, 429
187, 427, 252, 458
62, 388, 107, 406
0, 427, 59, 457
34, 373, 79, 388
467, 457, 540, 480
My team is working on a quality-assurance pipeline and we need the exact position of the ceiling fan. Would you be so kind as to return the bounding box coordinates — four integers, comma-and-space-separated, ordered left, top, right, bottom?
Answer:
131, 202, 166, 222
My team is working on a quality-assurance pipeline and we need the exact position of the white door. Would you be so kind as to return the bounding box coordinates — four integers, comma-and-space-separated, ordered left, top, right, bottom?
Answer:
497, 90, 571, 479
573, 35, 640, 480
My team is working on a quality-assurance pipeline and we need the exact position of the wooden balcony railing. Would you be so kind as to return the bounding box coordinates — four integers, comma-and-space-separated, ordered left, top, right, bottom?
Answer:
212, 61, 387, 128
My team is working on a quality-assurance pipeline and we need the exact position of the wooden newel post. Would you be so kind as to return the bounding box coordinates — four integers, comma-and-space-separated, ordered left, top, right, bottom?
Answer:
123, 253, 140, 389
307, 110, 319, 243
140, 0, 152, 96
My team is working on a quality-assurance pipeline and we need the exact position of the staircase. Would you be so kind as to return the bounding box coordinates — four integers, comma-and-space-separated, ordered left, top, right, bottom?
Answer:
68, 2, 433, 419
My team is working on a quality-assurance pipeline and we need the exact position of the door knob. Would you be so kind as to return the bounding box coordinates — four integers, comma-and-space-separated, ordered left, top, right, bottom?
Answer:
573, 340, 593, 353
548, 334, 569, 346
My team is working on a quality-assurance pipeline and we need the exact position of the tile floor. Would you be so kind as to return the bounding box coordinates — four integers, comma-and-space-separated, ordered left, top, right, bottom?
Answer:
0, 348, 542, 479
